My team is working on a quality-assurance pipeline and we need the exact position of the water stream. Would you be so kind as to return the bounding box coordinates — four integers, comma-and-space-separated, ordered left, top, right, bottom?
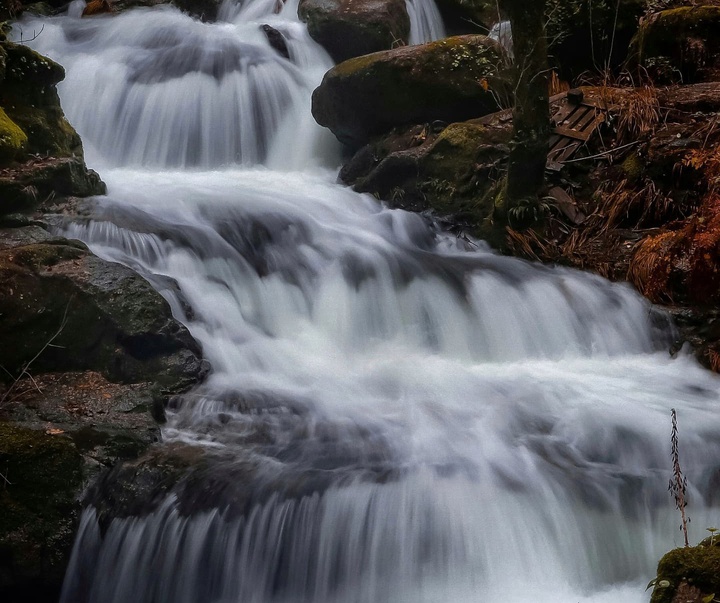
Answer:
14, 2, 720, 602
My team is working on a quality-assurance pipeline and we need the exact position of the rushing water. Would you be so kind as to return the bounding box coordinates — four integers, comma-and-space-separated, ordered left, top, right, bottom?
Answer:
14, 2, 720, 602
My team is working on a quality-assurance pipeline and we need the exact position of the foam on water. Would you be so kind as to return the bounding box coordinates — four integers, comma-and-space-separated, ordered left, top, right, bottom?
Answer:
13, 4, 720, 603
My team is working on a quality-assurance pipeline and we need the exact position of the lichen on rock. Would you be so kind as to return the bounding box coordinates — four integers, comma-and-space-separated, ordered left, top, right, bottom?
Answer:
650, 540, 720, 603
312, 35, 507, 147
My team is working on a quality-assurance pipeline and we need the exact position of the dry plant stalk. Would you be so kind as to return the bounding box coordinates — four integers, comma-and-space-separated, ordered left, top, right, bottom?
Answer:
669, 408, 690, 548
615, 87, 660, 145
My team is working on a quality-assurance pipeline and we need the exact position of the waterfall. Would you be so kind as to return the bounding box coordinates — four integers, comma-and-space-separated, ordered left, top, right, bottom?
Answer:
406, 0, 445, 45
14, 4, 720, 603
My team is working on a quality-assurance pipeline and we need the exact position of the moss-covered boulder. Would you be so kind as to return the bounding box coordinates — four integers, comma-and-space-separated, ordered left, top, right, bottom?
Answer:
0, 107, 27, 165
650, 541, 720, 603
0, 41, 82, 158
298, 0, 410, 63
629, 6, 720, 82
341, 118, 510, 227
0, 42, 104, 215
0, 227, 206, 387
312, 35, 506, 147
0, 423, 84, 601
0, 157, 106, 215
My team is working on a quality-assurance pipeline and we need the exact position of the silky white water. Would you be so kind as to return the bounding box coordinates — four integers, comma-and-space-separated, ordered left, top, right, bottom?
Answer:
14, 4, 720, 603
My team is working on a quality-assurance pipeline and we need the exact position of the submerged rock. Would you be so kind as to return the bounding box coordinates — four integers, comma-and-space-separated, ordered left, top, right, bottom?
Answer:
298, 0, 410, 63
261, 24, 290, 59
312, 35, 506, 147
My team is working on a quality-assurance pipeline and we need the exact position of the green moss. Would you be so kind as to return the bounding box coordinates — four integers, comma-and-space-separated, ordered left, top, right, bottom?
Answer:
10, 241, 86, 270
0, 422, 83, 584
650, 544, 720, 603
3, 103, 81, 157
631, 6, 720, 78
421, 123, 485, 180
0, 106, 27, 164
621, 152, 644, 183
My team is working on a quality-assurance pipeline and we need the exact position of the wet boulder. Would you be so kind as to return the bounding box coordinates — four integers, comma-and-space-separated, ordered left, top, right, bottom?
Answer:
0, 227, 206, 387
298, 0, 410, 63
342, 119, 510, 224
261, 24, 290, 59
0, 156, 105, 215
629, 6, 720, 82
311, 35, 506, 147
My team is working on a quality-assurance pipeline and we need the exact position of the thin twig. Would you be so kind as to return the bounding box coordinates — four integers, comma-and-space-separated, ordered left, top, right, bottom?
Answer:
0, 299, 72, 406
561, 140, 641, 164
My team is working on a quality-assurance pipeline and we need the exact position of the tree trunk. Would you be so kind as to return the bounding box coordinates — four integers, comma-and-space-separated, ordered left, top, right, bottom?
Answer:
499, 0, 550, 221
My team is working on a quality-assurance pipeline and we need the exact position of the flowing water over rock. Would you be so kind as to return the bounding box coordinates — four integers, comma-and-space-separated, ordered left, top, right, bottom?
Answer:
14, 3, 720, 602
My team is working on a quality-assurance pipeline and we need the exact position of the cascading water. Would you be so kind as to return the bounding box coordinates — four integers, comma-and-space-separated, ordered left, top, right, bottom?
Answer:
14, 3, 720, 603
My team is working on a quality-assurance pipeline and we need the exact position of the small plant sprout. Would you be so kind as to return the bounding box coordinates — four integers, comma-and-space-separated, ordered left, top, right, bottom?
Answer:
707, 527, 718, 546
669, 408, 690, 547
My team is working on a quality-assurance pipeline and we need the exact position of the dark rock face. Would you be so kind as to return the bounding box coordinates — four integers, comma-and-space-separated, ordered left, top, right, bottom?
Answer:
341, 119, 511, 225
0, 226, 205, 387
311, 35, 506, 148
261, 24, 290, 59
0, 41, 81, 159
0, 157, 106, 215
629, 6, 720, 83
298, 0, 409, 63
80, 0, 223, 20
0, 225, 208, 600
0, 41, 105, 212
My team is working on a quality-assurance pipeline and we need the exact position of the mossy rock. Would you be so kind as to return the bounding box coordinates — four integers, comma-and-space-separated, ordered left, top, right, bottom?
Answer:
298, 0, 409, 63
629, 6, 720, 82
0, 157, 105, 215
0, 107, 27, 165
312, 35, 506, 147
0, 42, 83, 157
0, 422, 83, 598
0, 235, 206, 386
0, 41, 64, 93
2, 99, 82, 158
650, 543, 720, 603
418, 121, 510, 218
